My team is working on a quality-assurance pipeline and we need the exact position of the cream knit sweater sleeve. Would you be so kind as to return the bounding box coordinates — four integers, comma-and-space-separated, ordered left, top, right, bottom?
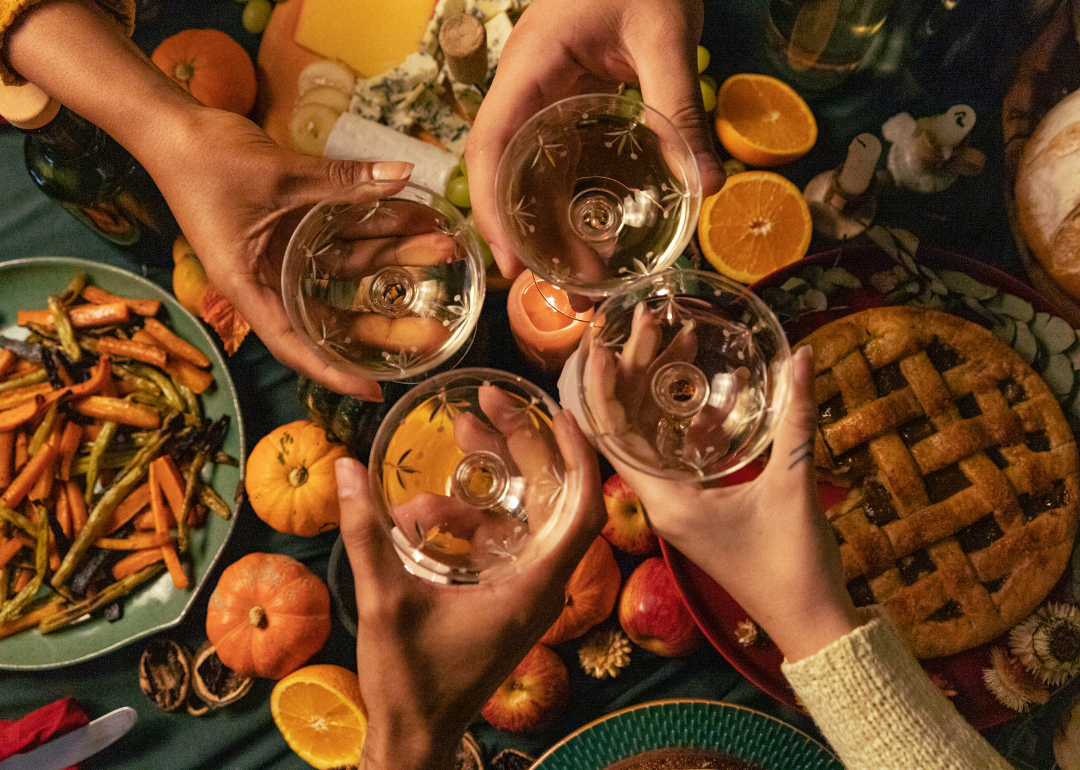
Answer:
781, 616, 1014, 770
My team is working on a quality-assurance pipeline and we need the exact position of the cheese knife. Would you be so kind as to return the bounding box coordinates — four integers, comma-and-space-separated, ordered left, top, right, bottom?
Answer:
0, 706, 137, 770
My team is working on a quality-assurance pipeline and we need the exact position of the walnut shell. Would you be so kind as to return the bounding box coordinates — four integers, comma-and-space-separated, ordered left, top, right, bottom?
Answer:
139, 636, 192, 712
192, 640, 253, 709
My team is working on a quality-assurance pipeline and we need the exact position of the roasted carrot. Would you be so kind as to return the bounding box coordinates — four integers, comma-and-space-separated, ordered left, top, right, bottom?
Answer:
17, 302, 130, 329
165, 356, 214, 394
55, 487, 72, 539
151, 456, 186, 517
82, 285, 161, 317
0, 382, 52, 413
142, 318, 211, 369
95, 337, 168, 369
63, 355, 112, 400
0, 350, 15, 379
132, 508, 158, 531
0, 599, 64, 641
149, 462, 187, 589
95, 532, 173, 550
57, 422, 83, 481
0, 430, 13, 490
103, 480, 152, 535
0, 537, 22, 571
111, 548, 164, 580
13, 431, 27, 473
73, 396, 160, 429
0, 432, 58, 509
0, 397, 43, 433
65, 479, 88, 535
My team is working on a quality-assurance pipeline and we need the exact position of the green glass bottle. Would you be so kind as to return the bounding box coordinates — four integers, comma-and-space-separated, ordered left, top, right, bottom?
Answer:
22, 105, 178, 266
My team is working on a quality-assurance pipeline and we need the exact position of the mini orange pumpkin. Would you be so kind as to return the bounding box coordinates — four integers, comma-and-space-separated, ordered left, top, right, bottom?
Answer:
206, 552, 331, 679
540, 536, 622, 645
151, 29, 257, 116
246, 420, 349, 536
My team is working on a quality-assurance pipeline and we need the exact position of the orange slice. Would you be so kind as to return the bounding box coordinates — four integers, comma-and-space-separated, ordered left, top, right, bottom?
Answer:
697, 170, 813, 284
270, 664, 367, 769
714, 73, 817, 167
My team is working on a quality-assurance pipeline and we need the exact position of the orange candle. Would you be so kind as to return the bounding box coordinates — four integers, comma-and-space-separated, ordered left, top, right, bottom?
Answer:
507, 270, 594, 374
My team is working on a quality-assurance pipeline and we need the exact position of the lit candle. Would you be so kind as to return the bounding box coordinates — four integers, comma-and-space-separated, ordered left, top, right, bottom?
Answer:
507, 270, 594, 374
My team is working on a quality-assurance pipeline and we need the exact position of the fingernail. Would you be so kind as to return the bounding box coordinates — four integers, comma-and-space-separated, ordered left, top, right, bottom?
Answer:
372, 161, 413, 180
794, 345, 814, 385
336, 457, 360, 498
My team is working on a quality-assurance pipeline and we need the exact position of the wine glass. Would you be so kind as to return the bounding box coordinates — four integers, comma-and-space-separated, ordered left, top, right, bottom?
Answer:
574, 269, 792, 482
367, 367, 576, 584
494, 93, 702, 302
281, 180, 485, 381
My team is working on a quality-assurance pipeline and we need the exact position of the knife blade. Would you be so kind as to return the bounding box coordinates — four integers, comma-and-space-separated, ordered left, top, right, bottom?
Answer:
0, 706, 137, 770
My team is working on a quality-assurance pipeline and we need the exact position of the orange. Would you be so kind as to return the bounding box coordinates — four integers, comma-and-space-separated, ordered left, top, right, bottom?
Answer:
270, 664, 367, 769
714, 73, 817, 167
697, 170, 813, 284
171, 234, 209, 317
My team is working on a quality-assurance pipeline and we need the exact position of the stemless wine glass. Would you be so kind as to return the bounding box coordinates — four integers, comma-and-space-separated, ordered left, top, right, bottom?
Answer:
575, 269, 792, 483
495, 93, 702, 301
282, 180, 485, 381
368, 367, 577, 584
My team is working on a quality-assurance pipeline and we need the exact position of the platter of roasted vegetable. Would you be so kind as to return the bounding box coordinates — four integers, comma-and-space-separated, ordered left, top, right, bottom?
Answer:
0, 257, 243, 669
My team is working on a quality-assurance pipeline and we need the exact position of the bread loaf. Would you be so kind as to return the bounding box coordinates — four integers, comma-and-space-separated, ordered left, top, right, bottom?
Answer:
1016, 88, 1080, 298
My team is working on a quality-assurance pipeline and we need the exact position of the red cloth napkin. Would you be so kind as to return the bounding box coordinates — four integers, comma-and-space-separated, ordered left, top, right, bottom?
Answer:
0, 697, 89, 769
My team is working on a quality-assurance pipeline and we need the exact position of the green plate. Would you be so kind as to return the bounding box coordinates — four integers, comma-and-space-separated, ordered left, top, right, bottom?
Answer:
0, 256, 243, 669
533, 699, 841, 770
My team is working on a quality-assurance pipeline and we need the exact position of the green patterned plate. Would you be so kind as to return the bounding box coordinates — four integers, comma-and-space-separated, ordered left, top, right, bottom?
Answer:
0, 256, 244, 669
532, 699, 841, 770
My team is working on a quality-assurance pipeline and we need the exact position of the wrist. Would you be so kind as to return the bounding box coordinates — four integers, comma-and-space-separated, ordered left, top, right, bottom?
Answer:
358, 713, 465, 770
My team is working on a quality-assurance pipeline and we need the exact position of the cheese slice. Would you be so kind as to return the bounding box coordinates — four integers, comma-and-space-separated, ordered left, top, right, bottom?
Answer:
295, 0, 439, 77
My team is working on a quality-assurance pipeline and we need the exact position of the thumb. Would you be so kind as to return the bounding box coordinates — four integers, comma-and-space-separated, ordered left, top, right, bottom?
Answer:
336, 457, 403, 586
636, 56, 724, 198
763, 345, 818, 488
283, 157, 414, 211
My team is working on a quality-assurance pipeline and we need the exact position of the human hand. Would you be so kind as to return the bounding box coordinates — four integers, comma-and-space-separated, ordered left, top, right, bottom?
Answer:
465, 0, 725, 278
337, 410, 604, 770
595, 344, 860, 662
139, 108, 416, 400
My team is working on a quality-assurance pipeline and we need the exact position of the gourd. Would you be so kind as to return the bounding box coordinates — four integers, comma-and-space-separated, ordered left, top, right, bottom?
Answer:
296, 375, 409, 459
151, 29, 258, 116
540, 537, 622, 645
205, 552, 331, 679
245, 420, 348, 536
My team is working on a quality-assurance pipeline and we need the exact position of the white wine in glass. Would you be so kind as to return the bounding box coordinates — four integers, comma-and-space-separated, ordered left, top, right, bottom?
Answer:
368, 368, 578, 583
495, 93, 702, 300
281, 180, 485, 381
576, 269, 792, 482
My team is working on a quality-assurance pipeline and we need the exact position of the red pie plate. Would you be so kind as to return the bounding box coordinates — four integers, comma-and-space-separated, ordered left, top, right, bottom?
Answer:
663, 243, 1079, 731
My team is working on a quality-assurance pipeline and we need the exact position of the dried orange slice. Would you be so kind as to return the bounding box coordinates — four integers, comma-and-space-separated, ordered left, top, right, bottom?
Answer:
697, 170, 813, 284
715, 73, 817, 167
270, 664, 367, 769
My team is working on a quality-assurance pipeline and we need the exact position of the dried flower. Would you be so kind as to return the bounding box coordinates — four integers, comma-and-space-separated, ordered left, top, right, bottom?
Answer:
983, 646, 1050, 712
1010, 603, 1080, 686
735, 619, 760, 647
579, 627, 631, 679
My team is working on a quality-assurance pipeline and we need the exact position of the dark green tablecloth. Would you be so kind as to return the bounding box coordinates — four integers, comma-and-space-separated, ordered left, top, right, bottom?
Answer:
0, 1, 1077, 768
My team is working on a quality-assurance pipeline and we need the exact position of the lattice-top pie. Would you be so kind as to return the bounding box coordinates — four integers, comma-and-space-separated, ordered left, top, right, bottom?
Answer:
797, 306, 1080, 658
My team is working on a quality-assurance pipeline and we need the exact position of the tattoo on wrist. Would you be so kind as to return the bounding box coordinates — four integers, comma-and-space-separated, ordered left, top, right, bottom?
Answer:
788, 439, 812, 470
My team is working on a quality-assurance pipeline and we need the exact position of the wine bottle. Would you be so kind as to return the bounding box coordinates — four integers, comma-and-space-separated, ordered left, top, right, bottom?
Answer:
21, 105, 178, 266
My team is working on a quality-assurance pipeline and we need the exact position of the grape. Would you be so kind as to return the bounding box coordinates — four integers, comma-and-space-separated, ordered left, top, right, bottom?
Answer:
700, 79, 716, 113
697, 45, 710, 74
242, 0, 272, 33
622, 88, 643, 103
457, 154, 469, 179
445, 174, 471, 209
700, 74, 717, 92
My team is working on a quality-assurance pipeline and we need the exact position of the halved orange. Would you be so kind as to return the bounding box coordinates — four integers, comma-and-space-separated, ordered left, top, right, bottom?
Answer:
697, 170, 813, 284
270, 664, 367, 769
715, 73, 817, 167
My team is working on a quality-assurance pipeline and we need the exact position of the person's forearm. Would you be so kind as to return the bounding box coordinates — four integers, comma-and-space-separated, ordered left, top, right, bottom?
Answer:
4, 0, 200, 159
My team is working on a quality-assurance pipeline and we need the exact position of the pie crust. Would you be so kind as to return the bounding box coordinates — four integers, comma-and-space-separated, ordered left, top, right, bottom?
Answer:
798, 306, 1080, 658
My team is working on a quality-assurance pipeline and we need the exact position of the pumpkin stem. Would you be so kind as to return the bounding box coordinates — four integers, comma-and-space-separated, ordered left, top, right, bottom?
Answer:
173, 62, 194, 85
287, 465, 309, 488
248, 605, 267, 628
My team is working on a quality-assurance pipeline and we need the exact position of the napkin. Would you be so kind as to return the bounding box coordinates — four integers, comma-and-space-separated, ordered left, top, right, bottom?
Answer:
0, 697, 89, 769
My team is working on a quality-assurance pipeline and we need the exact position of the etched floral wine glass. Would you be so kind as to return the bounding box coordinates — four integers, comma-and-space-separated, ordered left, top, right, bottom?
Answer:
494, 93, 702, 302
573, 269, 793, 482
281, 180, 485, 381
367, 367, 578, 584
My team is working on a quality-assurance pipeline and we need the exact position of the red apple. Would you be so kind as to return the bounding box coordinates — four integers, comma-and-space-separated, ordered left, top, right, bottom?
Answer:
601, 472, 659, 555
618, 556, 703, 656
481, 643, 569, 733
